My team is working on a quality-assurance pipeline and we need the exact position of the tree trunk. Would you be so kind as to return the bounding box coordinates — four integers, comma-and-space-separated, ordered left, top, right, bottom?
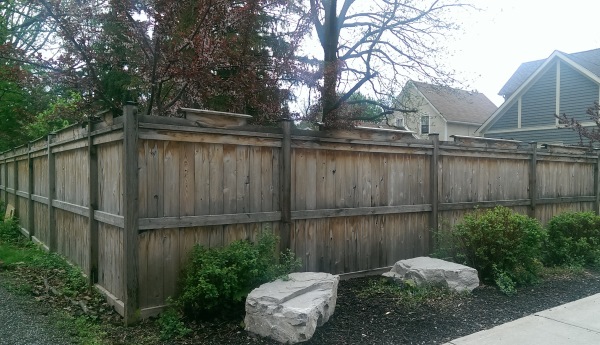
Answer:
321, 0, 338, 125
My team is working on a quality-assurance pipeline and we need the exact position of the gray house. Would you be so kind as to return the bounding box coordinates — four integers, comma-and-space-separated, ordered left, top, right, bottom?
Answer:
392, 81, 497, 140
477, 48, 600, 145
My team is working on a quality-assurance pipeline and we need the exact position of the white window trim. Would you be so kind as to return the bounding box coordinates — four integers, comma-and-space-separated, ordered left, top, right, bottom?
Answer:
421, 115, 430, 134
396, 116, 405, 128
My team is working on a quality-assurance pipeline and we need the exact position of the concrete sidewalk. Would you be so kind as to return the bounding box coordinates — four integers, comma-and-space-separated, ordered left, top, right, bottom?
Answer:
442, 293, 600, 345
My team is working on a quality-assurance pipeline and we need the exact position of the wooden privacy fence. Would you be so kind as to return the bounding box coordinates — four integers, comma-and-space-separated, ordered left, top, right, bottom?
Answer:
1, 104, 599, 323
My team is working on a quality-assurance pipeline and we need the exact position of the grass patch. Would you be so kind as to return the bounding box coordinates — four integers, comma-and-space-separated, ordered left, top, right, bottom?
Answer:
0, 243, 46, 266
55, 314, 108, 345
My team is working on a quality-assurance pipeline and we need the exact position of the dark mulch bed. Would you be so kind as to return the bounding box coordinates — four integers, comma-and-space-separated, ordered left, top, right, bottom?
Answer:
3, 262, 600, 345
180, 269, 600, 345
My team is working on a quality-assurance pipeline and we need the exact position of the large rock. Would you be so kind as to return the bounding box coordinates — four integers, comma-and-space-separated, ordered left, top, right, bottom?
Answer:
383, 257, 479, 292
245, 272, 339, 344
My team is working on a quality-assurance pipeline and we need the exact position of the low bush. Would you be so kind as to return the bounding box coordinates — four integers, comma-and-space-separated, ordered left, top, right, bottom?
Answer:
176, 231, 301, 319
0, 217, 22, 245
158, 305, 191, 341
452, 206, 546, 287
545, 212, 600, 267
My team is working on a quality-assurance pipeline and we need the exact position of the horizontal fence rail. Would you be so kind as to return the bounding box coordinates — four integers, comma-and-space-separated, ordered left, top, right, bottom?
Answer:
1, 108, 598, 323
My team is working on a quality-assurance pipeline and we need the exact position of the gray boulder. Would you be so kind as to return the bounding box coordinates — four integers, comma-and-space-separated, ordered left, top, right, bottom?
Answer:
383, 257, 479, 292
245, 272, 339, 344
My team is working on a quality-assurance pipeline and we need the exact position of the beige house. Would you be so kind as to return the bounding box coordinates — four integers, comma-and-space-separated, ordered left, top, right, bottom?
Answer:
392, 81, 498, 140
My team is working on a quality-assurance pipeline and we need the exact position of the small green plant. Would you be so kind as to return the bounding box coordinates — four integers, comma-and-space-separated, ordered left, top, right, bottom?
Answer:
158, 306, 191, 341
358, 277, 405, 297
493, 266, 516, 296
544, 212, 600, 267
0, 217, 22, 245
177, 231, 301, 319
452, 206, 546, 287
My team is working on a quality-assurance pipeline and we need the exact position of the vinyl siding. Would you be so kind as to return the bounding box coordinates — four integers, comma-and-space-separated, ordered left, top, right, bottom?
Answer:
521, 67, 556, 127
488, 102, 518, 131
559, 61, 599, 122
447, 123, 480, 137
485, 127, 590, 146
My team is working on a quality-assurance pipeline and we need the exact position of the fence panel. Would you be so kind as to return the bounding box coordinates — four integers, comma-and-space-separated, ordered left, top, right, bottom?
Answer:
1, 112, 599, 321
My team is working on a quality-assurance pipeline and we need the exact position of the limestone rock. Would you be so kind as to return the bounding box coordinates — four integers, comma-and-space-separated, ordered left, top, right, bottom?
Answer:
245, 272, 339, 344
383, 257, 479, 292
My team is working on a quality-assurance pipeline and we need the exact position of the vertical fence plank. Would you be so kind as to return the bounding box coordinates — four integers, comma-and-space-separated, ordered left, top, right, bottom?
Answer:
280, 119, 292, 251
429, 134, 439, 252
122, 103, 139, 325
222, 145, 236, 214
529, 143, 538, 218
163, 141, 180, 217
180, 143, 196, 217
194, 143, 210, 215
595, 153, 600, 215
47, 134, 56, 252
12, 151, 18, 218
88, 121, 99, 284
209, 144, 224, 214
261, 147, 274, 212
2, 155, 6, 204
27, 144, 34, 239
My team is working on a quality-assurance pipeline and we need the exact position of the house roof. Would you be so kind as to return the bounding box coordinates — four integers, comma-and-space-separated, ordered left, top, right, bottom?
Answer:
499, 48, 600, 98
479, 48, 600, 133
411, 81, 498, 125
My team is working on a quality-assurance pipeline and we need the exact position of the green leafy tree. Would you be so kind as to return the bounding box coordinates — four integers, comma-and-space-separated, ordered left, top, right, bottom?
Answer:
29, 0, 307, 120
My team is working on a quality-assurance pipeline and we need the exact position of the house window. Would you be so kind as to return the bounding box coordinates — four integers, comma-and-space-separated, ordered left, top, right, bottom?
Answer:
395, 117, 404, 128
421, 116, 430, 134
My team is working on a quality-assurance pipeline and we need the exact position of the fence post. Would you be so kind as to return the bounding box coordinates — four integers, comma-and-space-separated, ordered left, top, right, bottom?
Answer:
88, 119, 99, 284
48, 133, 57, 252
429, 134, 439, 253
122, 103, 139, 325
28, 143, 34, 240
280, 118, 292, 251
47, 133, 57, 252
595, 152, 600, 215
529, 142, 538, 218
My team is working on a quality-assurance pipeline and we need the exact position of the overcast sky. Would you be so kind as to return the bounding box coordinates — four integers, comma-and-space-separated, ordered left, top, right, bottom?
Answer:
449, 0, 600, 105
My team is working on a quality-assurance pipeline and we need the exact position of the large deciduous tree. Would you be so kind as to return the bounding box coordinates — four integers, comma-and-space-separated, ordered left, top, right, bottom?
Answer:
305, 0, 468, 128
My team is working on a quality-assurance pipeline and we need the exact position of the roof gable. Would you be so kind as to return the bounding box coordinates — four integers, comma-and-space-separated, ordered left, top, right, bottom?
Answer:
499, 48, 600, 98
479, 50, 600, 133
411, 81, 497, 124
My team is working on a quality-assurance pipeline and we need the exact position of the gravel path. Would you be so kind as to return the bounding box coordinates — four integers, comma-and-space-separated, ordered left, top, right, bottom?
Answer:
0, 282, 76, 345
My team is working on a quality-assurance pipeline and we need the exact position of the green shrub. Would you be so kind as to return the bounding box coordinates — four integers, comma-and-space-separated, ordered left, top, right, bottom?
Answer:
545, 212, 600, 267
452, 206, 546, 286
0, 217, 22, 244
177, 231, 301, 319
